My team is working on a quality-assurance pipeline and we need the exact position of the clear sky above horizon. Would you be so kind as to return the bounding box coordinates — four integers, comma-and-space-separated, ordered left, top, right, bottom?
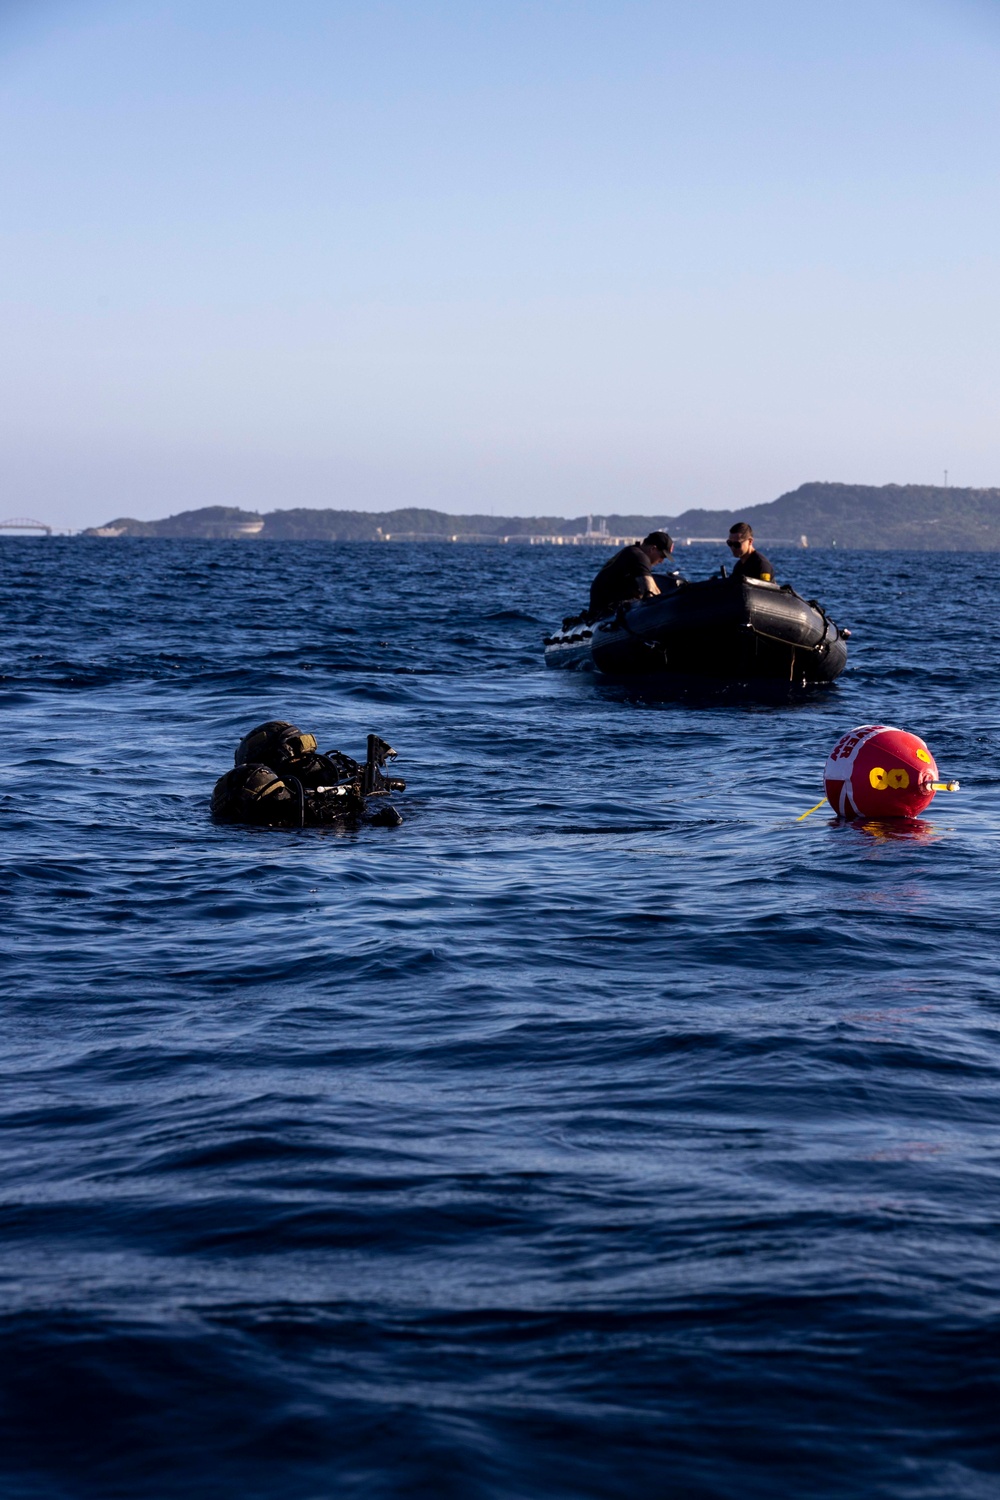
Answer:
2, 0, 999, 529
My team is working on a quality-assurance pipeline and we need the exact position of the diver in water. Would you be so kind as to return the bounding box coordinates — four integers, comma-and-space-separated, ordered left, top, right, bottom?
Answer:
234, 720, 362, 788
212, 721, 405, 828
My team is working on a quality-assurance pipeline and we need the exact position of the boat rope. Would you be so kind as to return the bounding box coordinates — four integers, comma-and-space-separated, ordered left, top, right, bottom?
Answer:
795, 798, 828, 821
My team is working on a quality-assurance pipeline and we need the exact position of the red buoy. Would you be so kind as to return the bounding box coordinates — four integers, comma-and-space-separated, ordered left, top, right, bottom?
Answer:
824, 725, 957, 819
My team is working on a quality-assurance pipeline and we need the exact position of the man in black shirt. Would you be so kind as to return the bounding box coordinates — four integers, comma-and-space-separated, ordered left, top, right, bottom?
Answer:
588, 530, 674, 618
726, 522, 774, 582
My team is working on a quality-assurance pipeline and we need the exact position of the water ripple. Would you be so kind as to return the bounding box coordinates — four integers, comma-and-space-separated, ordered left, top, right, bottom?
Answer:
1, 539, 999, 1497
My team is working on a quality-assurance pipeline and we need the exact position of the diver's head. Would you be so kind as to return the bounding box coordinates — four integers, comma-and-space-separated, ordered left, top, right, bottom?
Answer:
235, 720, 318, 769
211, 763, 296, 822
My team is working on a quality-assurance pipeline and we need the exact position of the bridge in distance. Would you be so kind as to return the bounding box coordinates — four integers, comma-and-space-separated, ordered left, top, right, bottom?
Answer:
0, 519, 53, 535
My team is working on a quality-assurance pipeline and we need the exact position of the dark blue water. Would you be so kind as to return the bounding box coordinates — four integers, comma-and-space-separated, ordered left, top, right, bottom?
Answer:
1, 539, 998, 1500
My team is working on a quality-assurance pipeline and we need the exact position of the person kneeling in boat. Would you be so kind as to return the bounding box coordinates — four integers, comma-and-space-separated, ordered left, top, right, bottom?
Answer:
726, 522, 774, 582
588, 530, 675, 620
211, 720, 405, 827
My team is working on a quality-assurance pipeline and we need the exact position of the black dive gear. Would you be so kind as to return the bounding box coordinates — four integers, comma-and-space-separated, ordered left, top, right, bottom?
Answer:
235, 719, 369, 790
235, 721, 317, 768
211, 763, 298, 824
214, 722, 405, 828
362, 734, 406, 796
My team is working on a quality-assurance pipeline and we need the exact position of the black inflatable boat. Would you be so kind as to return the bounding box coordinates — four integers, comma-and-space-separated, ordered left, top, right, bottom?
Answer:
544, 574, 848, 686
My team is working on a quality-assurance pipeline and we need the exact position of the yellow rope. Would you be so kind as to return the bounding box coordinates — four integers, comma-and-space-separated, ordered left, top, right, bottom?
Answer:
795, 798, 828, 822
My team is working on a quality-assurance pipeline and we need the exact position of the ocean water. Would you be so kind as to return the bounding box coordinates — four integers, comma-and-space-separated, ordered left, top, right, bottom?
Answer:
1, 538, 998, 1500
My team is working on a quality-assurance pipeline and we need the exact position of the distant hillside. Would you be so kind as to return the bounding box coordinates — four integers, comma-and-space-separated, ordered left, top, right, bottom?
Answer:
84, 506, 674, 542
86, 506, 265, 540
669, 483, 1000, 549
82, 484, 1000, 548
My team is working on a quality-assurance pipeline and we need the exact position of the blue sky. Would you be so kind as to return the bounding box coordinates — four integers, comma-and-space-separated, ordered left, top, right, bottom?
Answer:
1, 0, 999, 526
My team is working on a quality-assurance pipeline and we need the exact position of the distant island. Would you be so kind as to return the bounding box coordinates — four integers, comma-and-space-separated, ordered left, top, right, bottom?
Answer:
82, 482, 1000, 549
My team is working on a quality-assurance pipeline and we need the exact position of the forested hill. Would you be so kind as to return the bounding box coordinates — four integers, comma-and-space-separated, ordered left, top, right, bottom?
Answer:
83, 483, 1000, 548
83, 506, 676, 542
669, 483, 1000, 549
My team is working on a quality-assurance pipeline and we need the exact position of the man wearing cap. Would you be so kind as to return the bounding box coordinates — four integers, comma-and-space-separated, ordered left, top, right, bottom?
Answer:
588, 531, 675, 619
